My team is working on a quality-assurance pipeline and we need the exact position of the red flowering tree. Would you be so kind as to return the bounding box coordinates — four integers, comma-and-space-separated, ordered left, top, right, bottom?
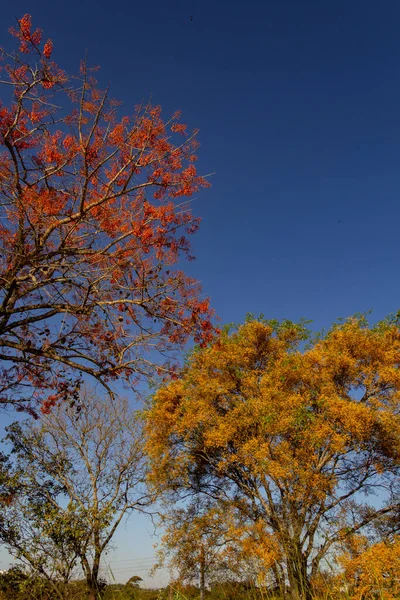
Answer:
0, 15, 215, 415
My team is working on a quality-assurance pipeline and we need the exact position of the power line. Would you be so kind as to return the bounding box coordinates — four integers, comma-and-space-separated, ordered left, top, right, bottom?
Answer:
102, 558, 160, 575
107, 568, 156, 572
104, 563, 156, 570
104, 556, 157, 563
106, 560, 156, 565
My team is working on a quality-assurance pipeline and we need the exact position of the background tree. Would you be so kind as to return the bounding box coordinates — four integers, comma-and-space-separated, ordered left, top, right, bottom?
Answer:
126, 575, 143, 587
145, 316, 400, 600
154, 500, 251, 599
0, 469, 80, 599
0, 14, 215, 415
0, 389, 153, 600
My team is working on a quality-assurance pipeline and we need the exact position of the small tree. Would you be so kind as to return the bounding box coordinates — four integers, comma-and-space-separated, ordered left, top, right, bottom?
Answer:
146, 317, 400, 600
1, 389, 154, 600
0, 14, 214, 415
155, 501, 248, 599
126, 575, 143, 587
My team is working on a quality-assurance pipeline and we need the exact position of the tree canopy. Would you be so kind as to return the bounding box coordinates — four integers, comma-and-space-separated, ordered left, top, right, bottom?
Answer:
0, 14, 215, 415
145, 316, 400, 600
0, 390, 152, 600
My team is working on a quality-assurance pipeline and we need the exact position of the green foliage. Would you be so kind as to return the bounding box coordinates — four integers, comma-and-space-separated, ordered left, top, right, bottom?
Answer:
0, 568, 79, 600
103, 586, 166, 600
0, 391, 153, 600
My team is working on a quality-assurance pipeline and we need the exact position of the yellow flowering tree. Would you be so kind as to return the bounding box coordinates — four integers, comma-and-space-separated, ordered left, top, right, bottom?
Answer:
338, 535, 400, 599
145, 316, 400, 600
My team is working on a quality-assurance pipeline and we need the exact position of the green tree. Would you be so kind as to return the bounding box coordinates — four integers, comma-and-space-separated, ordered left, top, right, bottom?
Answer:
127, 575, 143, 587
1, 390, 155, 600
0, 566, 59, 600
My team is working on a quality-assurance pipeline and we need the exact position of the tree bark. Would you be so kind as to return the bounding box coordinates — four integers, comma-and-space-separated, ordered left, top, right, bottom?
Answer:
87, 578, 97, 600
199, 543, 205, 600
86, 575, 102, 600
287, 550, 312, 600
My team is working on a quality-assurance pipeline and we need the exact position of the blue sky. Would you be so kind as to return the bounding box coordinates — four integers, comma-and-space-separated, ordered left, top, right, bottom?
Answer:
1, 0, 400, 586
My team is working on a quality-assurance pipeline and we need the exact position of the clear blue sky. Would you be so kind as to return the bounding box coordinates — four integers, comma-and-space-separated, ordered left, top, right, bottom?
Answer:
1, 0, 400, 585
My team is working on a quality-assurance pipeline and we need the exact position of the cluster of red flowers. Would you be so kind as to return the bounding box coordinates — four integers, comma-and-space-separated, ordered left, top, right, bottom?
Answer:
0, 14, 217, 414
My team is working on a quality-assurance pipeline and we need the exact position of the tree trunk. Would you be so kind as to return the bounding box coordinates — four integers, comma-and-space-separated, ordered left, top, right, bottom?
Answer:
87, 580, 97, 600
86, 570, 102, 600
287, 551, 312, 600
199, 543, 205, 600
86, 549, 104, 600
272, 562, 287, 599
